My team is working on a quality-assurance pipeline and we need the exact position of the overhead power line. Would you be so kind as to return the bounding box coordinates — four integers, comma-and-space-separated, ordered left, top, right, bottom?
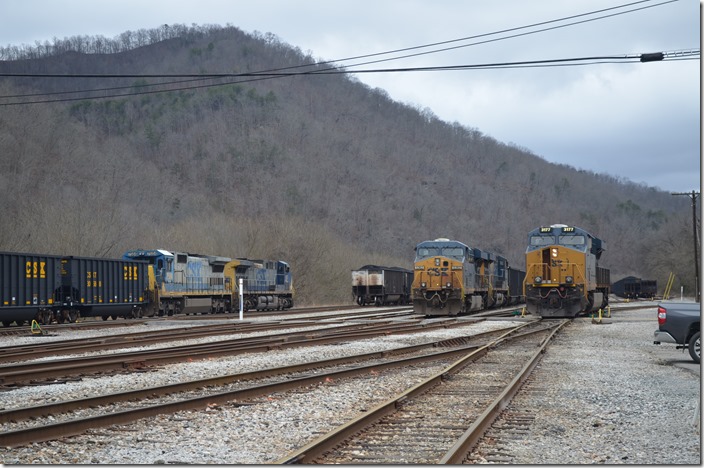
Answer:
0, 49, 698, 106
0, 0, 694, 106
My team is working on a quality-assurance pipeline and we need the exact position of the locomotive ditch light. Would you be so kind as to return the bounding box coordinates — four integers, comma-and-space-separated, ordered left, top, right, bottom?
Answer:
421, 282, 427, 288
446, 282, 452, 288
534, 276, 542, 283
566, 276, 573, 284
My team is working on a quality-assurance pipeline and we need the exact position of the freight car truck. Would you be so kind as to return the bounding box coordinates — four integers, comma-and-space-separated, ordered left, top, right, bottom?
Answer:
653, 301, 701, 363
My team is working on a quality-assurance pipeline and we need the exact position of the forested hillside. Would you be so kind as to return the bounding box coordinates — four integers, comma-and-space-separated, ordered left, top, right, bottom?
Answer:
0, 24, 697, 304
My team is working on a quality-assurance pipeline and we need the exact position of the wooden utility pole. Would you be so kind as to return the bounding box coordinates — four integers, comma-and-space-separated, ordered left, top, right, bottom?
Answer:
672, 191, 700, 302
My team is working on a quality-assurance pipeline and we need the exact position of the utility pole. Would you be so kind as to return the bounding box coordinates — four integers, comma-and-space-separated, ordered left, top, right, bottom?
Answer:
672, 191, 700, 302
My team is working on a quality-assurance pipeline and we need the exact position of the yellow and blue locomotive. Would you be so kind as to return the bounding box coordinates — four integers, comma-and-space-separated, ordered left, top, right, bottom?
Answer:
412, 238, 517, 317
524, 224, 610, 318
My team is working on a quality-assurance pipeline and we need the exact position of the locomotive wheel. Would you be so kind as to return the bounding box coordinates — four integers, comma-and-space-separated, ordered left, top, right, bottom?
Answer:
68, 311, 79, 323
2, 321, 10, 328
688, 331, 700, 363
102, 315, 109, 321
357, 296, 364, 306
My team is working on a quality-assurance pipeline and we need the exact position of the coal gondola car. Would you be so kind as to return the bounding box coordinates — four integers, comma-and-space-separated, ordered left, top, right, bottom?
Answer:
352, 265, 413, 306
524, 224, 610, 318
508, 267, 526, 305
612, 276, 657, 299
0, 251, 148, 326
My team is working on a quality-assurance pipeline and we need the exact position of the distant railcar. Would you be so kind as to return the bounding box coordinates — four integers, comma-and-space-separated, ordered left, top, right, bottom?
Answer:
411, 238, 524, 317
352, 265, 413, 306
524, 224, 610, 318
508, 267, 526, 305
0, 251, 148, 326
612, 276, 657, 299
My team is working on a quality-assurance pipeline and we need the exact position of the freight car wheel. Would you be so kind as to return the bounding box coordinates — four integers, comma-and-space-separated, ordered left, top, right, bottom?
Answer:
688, 331, 700, 363
38, 309, 53, 325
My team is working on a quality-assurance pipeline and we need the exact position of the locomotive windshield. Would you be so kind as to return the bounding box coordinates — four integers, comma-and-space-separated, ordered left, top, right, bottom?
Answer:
558, 235, 586, 247
415, 246, 465, 262
529, 235, 554, 247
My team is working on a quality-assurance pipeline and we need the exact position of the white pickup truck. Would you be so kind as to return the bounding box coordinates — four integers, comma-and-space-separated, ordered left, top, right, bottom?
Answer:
653, 301, 701, 363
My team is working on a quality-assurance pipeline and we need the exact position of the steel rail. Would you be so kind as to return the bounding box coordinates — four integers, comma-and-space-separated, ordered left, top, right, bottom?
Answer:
0, 309, 414, 362
0, 325, 520, 424
0, 315, 521, 386
0, 324, 531, 447
438, 319, 569, 463
274, 321, 556, 464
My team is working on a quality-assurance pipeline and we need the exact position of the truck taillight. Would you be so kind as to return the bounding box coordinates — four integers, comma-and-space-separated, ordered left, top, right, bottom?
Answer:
657, 306, 667, 326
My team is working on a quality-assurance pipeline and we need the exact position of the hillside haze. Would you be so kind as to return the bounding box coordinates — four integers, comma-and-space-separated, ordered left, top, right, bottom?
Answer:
0, 24, 696, 304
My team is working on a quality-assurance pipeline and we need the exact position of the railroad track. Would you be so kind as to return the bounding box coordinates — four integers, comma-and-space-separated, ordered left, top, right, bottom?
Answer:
0, 311, 531, 387
0, 308, 414, 364
276, 319, 569, 464
0, 321, 537, 448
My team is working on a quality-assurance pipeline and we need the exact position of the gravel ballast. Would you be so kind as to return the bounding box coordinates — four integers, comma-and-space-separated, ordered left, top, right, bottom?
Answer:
0, 307, 700, 464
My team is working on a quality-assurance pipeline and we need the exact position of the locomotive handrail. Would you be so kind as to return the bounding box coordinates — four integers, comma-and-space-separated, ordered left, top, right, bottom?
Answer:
524, 262, 586, 285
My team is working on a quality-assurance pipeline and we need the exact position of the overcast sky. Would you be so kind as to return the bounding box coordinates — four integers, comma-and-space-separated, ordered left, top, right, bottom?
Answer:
0, 0, 700, 192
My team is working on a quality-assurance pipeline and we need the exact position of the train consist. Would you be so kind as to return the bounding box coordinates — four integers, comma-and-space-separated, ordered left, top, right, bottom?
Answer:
612, 276, 657, 299
411, 238, 525, 317
351, 265, 413, 306
0, 249, 294, 327
524, 224, 610, 318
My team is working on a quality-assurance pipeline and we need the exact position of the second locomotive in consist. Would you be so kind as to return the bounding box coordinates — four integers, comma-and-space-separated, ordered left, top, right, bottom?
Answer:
524, 224, 610, 318
351, 265, 413, 306
411, 238, 524, 317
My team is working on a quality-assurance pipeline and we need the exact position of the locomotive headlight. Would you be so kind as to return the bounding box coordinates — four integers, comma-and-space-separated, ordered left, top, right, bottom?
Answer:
421, 282, 427, 288
434, 258, 440, 266
566, 276, 573, 284
534, 276, 542, 283
551, 248, 558, 257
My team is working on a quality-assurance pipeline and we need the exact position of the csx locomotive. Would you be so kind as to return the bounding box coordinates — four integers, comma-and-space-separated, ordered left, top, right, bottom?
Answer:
411, 238, 524, 317
0, 248, 294, 326
524, 224, 610, 318
123, 249, 294, 316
